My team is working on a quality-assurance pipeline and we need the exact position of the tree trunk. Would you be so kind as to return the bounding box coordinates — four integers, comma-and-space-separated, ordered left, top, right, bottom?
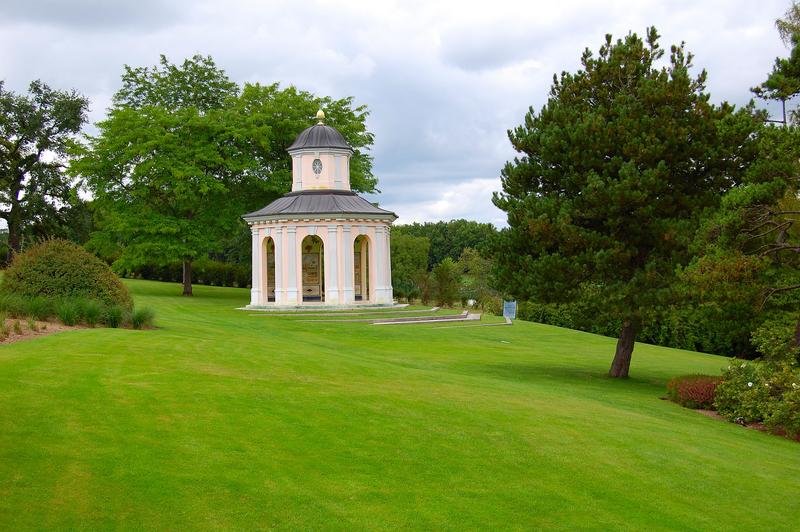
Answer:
182, 259, 193, 296
609, 319, 638, 378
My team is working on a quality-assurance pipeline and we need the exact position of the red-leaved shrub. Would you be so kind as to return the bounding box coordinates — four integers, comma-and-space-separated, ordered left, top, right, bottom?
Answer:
666, 374, 722, 409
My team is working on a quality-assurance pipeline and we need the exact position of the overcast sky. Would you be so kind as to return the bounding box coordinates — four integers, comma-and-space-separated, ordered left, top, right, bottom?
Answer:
0, 0, 791, 227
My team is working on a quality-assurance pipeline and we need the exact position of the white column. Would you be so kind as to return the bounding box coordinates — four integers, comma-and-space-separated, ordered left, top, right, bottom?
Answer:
250, 226, 261, 306
342, 225, 354, 303
325, 225, 339, 304
361, 238, 369, 301
385, 226, 393, 301
273, 227, 284, 304
374, 225, 392, 304
286, 225, 298, 305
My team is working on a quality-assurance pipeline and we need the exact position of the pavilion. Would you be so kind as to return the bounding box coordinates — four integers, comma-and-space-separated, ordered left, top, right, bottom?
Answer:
242, 111, 397, 308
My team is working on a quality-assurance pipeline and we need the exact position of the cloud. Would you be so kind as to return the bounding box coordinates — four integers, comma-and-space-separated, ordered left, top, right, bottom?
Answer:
0, 0, 791, 227
0, 0, 184, 30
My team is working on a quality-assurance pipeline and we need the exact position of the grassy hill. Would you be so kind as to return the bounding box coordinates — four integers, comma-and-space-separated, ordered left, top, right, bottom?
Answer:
0, 280, 798, 529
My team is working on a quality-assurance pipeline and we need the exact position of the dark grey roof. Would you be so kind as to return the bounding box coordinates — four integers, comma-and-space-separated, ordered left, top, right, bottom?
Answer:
243, 190, 396, 219
287, 124, 352, 151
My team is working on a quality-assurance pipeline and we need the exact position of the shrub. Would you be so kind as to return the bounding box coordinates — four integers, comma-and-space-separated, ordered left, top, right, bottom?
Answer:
131, 307, 155, 329
102, 305, 125, 328
2, 239, 132, 309
27, 317, 37, 332
0, 293, 30, 318
666, 374, 722, 409
765, 385, 800, 437
84, 300, 102, 327
13, 320, 22, 335
28, 297, 54, 321
433, 258, 461, 307
56, 300, 78, 326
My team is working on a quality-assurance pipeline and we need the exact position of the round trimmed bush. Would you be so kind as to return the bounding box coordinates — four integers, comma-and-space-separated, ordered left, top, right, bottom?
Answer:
2, 239, 132, 309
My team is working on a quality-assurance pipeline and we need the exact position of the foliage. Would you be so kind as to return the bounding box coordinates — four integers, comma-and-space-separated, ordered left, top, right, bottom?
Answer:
84, 299, 102, 327
55, 299, 78, 326
124, 258, 251, 288
72, 55, 377, 296
456, 247, 497, 307
752, 34, 800, 125
392, 219, 497, 268
666, 374, 721, 409
765, 385, 800, 436
493, 28, 764, 377
390, 233, 430, 301
131, 307, 155, 329
432, 257, 461, 307
0, 80, 89, 258
102, 305, 125, 328
2, 239, 132, 309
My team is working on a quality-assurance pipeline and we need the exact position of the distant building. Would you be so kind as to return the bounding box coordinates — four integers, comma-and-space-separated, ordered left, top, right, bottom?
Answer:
243, 110, 396, 308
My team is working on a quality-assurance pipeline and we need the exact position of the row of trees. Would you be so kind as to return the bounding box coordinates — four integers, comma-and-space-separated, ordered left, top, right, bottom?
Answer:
494, 16, 800, 377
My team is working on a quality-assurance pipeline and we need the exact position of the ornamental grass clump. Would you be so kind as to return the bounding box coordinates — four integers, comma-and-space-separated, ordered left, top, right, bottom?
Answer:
131, 307, 155, 330
666, 375, 721, 409
84, 300, 102, 327
102, 305, 125, 328
55, 300, 78, 327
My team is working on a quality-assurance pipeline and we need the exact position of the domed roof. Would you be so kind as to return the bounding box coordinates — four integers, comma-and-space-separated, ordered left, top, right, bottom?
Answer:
287, 124, 352, 152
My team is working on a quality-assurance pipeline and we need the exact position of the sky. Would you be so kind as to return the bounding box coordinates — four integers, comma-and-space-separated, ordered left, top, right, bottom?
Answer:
0, 0, 791, 227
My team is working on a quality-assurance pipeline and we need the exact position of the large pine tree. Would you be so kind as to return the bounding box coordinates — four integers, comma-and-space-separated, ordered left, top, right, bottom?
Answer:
493, 28, 763, 377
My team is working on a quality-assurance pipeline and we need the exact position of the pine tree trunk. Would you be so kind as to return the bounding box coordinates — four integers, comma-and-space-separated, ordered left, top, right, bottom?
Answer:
182, 259, 193, 296
609, 319, 637, 378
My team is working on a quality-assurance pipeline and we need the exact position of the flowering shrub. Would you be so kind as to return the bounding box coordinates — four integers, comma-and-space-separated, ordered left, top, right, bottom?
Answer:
714, 362, 769, 422
765, 385, 800, 437
714, 360, 800, 438
666, 374, 721, 409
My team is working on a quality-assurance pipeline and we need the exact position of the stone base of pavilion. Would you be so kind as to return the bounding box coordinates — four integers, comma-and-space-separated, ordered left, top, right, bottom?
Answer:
239, 302, 406, 312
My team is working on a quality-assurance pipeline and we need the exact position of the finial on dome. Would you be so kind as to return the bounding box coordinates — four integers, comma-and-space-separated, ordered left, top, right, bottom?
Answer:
316, 109, 325, 124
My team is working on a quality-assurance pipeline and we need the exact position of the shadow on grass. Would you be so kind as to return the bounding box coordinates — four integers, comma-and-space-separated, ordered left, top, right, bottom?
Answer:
467, 363, 665, 390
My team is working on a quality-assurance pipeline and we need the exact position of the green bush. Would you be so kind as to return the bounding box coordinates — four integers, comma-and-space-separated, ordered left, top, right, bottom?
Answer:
666, 375, 722, 409
102, 305, 125, 328
56, 300, 78, 326
714, 362, 769, 423
765, 385, 800, 437
131, 307, 155, 329
0, 293, 30, 318
2, 239, 132, 309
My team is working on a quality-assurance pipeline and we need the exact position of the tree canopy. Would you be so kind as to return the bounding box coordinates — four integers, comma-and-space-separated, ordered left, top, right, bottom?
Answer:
392, 219, 496, 268
0, 80, 89, 260
71, 54, 376, 295
493, 28, 764, 377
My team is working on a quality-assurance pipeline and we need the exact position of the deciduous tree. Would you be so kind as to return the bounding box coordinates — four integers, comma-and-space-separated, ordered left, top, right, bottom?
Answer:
0, 80, 88, 260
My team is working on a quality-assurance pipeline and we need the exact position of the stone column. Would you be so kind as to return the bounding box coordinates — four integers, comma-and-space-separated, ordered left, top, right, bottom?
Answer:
250, 226, 261, 306
286, 225, 298, 305
385, 226, 393, 300
326, 224, 339, 304
273, 226, 284, 305
361, 238, 369, 301
374, 225, 392, 304
342, 225, 354, 303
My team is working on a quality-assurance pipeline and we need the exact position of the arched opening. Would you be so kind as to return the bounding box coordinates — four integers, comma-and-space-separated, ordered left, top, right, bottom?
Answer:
354, 235, 370, 302
262, 237, 275, 302
302, 235, 324, 302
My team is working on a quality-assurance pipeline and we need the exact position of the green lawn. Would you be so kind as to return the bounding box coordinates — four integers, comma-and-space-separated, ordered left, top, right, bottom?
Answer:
0, 280, 798, 530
